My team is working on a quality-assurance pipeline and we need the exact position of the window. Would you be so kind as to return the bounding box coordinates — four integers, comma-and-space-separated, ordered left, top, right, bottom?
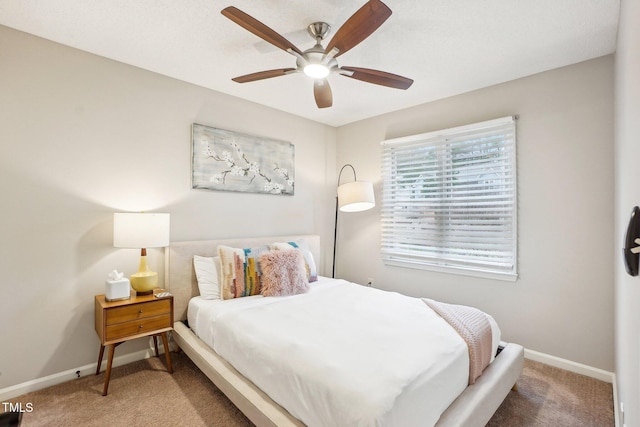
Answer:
381, 116, 517, 281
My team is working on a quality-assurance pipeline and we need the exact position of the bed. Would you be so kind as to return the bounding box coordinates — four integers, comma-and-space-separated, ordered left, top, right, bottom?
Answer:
165, 235, 524, 427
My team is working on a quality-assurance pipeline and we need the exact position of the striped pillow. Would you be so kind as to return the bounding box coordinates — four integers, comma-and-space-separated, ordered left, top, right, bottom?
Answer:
217, 245, 270, 300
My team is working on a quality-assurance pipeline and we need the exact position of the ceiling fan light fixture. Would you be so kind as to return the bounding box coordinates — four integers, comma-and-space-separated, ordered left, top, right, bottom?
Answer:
304, 63, 330, 79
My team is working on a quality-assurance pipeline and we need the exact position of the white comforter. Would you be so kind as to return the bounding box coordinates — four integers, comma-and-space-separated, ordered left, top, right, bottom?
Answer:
189, 277, 499, 427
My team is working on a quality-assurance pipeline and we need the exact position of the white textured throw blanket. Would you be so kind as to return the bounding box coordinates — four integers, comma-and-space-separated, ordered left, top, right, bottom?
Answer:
422, 298, 493, 384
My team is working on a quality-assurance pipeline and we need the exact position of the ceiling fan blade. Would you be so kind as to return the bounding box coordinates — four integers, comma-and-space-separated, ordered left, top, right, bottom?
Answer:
324, 0, 392, 58
314, 79, 333, 108
221, 7, 303, 56
340, 66, 413, 90
232, 68, 297, 83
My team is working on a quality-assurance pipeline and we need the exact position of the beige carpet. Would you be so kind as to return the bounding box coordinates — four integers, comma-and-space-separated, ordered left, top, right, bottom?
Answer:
11, 354, 252, 427
6, 352, 613, 426
487, 359, 614, 427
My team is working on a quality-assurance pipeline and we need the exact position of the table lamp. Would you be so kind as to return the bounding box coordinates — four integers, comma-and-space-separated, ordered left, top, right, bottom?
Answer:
113, 212, 170, 295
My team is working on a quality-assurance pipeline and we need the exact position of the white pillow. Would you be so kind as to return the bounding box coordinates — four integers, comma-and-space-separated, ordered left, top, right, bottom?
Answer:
193, 255, 221, 299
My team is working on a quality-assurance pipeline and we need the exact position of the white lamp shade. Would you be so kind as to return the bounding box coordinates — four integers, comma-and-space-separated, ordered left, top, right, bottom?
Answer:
113, 213, 170, 248
338, 181, 375, 212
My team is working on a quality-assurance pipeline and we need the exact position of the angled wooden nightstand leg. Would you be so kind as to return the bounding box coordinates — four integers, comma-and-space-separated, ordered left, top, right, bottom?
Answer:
153, 335, 159, 356
161, 332, 173, 374
96, 344, 105, 375
102, 344, 116, 396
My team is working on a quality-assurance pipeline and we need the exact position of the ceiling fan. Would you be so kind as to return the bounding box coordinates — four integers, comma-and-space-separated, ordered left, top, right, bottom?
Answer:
221, 0, 414, 109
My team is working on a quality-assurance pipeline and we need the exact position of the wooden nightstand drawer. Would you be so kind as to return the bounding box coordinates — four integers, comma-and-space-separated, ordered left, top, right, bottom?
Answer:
105, 314, 172, 341
106, 299, 171, 324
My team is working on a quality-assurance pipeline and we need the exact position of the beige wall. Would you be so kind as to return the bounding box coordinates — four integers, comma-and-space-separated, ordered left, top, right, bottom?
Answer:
0, 25, 336, 389
615, 0, 640, 425
335, 56, 615, 371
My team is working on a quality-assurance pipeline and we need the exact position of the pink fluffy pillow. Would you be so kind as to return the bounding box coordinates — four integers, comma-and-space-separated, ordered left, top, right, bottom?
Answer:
259, 249, 310, 297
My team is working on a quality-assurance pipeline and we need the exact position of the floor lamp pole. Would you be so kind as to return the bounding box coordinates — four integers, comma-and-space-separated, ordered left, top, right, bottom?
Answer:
332, 195, 339, 278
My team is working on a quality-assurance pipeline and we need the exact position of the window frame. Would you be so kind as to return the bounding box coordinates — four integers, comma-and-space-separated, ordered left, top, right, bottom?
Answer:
380, 116, 518, 281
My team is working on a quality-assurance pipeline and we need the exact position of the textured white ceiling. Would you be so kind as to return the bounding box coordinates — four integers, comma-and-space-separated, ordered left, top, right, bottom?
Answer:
0, 0, 620, 127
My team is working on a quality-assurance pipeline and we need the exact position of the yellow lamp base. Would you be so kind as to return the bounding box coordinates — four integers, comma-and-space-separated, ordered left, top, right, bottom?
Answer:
130, 272, 158, 295
130, 254, 158, 295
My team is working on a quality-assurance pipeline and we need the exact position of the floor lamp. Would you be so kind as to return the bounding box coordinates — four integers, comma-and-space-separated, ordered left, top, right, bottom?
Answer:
333, 164, 375, 278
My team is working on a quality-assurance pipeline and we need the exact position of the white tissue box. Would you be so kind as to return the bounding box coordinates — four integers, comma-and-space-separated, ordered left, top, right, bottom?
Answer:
105, 278, 131, 301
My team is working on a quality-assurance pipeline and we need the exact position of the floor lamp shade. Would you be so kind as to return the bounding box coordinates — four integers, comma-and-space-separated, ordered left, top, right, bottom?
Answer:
338, 181, 375, 212
113, 212, 170, 295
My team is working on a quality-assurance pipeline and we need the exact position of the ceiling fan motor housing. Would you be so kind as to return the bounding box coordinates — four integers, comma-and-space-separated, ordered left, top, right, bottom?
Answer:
307, 22, 331, 41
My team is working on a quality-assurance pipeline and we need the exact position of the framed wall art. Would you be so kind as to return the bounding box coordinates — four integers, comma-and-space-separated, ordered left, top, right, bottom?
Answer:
191, 124, 295, 195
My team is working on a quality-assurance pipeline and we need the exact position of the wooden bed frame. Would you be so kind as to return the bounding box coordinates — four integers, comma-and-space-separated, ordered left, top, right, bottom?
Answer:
165, 234, 524, 427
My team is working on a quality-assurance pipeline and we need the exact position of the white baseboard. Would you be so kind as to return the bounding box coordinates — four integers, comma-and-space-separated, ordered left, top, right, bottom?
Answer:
0, 348, 154, 402
524, 348, 614, 383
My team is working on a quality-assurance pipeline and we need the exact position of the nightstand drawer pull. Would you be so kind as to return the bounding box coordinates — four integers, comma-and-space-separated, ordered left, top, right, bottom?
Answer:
139, 310, 143, 314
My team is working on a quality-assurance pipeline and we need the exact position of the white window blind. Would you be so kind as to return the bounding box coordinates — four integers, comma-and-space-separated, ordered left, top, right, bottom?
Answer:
381, 116, 517, 280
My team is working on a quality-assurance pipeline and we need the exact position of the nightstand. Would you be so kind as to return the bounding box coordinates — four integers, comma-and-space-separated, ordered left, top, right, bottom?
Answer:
94, 291, 174, 396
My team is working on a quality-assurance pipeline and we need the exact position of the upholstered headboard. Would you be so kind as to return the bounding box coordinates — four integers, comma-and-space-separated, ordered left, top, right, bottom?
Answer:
164, 235, 321, 321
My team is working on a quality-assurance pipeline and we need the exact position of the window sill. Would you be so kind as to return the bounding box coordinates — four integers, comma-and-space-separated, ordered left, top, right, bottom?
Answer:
383, 258, 518, 282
